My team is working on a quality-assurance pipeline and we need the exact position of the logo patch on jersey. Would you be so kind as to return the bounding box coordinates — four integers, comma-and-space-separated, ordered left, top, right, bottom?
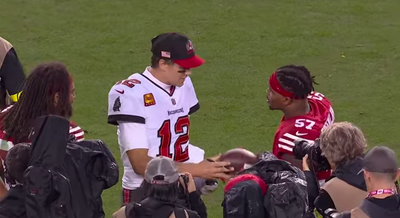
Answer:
171, 98, 176, 105
113, 97, 121, 112
295, 131, 308, 136
115, 89, 124, 94
144, 93, 156, 107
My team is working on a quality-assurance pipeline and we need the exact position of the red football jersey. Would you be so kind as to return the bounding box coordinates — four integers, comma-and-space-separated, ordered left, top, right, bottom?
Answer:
272, 91, 335, 180
0, 106, 85, 161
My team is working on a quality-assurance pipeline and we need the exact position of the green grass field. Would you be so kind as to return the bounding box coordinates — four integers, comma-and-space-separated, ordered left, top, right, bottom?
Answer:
1, 0, 400, 217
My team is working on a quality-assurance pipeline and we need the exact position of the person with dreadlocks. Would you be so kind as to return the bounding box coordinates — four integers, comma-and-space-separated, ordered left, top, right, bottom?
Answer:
266, 65, 335, 181
0, 62, 85, 182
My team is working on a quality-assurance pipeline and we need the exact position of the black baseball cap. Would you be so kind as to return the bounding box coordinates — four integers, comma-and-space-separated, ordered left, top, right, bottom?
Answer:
151, 32, 205, 69
363, 146, 399, 174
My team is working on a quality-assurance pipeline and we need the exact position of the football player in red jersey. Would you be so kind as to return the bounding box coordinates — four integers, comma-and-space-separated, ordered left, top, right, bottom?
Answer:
267, 65, 335, 181
0, 62, 84, 189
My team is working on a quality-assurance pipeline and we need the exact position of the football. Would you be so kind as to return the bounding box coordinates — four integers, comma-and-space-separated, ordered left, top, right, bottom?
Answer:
219, 148, 259, 173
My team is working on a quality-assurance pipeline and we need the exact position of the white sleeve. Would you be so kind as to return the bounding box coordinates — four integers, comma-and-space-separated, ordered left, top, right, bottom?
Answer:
107, 84, 146, 125
118, 121, 150, 153
185, 76, 200, 115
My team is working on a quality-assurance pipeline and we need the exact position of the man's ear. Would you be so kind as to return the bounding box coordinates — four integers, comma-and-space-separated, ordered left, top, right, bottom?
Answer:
395, 168, 400, 181
54, 93, 59, 105
283, 96, 293, 106
158, 59, 171, 71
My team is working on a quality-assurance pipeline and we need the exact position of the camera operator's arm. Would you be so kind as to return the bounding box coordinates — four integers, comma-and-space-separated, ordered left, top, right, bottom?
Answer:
302, 155, 319, 211
314, 192, 336, 217
303, 156, 337, 216
182, 172, 207, 218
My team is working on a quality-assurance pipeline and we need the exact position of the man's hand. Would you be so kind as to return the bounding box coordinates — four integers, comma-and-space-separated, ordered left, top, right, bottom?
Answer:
177, 159, 234, 181
196, 159, 234, 180
302, 154, 310, 171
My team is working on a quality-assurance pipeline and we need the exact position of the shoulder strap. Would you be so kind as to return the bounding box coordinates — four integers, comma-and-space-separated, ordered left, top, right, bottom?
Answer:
321, 178, 368, 212
351, 207, 370, 218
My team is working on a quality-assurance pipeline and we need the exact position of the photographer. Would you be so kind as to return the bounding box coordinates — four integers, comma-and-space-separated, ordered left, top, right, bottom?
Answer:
325, 145, 400, 218
113, 156, 207, 218
300, 122, 368, 216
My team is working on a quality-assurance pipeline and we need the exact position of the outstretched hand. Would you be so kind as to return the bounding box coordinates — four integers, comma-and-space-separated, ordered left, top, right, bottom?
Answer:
196, 159, 234, 181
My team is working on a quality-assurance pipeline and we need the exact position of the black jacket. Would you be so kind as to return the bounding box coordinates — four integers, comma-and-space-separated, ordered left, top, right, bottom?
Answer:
126, 197, 202, 218
0, 185, 26, 218
336, 195, 400, 218
23, 115, 119, 218
222, 152, 310, 218
361, 195, 400, 218
306, 157, 366, 216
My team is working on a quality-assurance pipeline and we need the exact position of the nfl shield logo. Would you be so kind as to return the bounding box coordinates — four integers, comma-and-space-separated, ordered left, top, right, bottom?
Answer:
171, 98, 176, 105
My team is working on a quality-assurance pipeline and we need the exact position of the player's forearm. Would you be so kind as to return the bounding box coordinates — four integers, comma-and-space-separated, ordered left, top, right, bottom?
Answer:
126, 150, 152, 176
131, 158, 150, 176
176, 162, 201, 177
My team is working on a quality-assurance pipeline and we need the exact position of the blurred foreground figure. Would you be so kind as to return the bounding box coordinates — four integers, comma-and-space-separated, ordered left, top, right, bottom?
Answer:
0, 36, 25, 110
0, 115, 118, 218
222, 152, 311, 218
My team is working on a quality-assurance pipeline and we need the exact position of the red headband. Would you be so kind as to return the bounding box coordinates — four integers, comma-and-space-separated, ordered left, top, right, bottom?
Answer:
269, 71, 296, 99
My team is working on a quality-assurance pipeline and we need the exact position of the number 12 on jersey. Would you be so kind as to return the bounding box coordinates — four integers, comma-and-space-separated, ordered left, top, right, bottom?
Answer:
157, 116, 190, 162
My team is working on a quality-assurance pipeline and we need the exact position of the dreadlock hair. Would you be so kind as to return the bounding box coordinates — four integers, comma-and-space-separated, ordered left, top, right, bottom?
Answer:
275, 65, 318, 99
0, 62, 73, 143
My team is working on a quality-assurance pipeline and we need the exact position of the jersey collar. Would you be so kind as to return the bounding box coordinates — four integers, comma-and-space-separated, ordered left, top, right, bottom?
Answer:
142, 67, 171, 92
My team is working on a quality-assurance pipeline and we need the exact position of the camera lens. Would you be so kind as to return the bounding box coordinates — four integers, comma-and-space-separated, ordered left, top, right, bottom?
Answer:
293, 140, 312, 160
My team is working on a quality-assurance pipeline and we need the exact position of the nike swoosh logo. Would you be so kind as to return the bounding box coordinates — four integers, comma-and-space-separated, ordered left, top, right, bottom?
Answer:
295, 131, 308, 136
115, 89, 124, 94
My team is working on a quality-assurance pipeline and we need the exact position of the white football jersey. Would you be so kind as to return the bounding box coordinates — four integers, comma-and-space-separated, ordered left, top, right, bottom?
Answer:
108, 67, 204, 189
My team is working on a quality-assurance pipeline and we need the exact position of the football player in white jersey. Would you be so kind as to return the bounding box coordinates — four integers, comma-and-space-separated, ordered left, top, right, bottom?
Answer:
108, 32, 233, 204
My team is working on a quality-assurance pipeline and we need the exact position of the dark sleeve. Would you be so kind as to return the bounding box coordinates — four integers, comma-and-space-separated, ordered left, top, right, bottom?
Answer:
189, 103, 200, 115
0, 48, 25, 99
222, 180, 265, 218
188, 191, 207, 218
314, 190, 336, 217
304, 171, 319, 211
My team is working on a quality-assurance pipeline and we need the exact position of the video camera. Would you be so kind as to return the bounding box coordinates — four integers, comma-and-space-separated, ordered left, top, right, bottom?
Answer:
293, 138, 331, 172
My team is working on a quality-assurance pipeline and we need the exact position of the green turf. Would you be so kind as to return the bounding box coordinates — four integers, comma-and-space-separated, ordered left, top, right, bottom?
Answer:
1, 0, 400, 217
